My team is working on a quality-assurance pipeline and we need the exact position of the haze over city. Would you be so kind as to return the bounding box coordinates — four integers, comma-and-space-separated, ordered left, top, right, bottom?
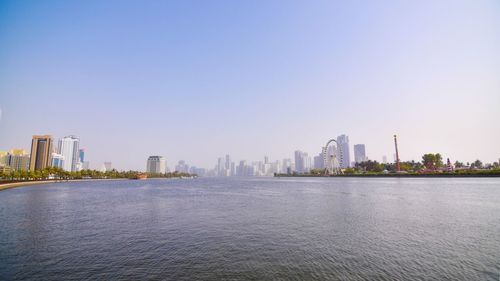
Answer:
1, 0, 499, 171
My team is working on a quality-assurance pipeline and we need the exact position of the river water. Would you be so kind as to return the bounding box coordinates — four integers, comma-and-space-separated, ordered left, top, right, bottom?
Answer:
0, 177, 499, 280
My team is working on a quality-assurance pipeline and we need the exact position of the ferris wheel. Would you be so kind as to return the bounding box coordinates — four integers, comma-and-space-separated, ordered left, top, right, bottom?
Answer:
323, 139, 342, 175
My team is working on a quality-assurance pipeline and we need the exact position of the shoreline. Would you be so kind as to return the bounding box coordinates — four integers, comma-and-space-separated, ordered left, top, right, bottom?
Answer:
274, 174, 500, 178
0, 180, 59, 191
0, 178, 128, 192
0, 177, 195, 192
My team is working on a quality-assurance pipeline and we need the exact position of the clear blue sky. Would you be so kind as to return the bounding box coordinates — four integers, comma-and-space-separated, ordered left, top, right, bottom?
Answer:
1, 0, 499, 170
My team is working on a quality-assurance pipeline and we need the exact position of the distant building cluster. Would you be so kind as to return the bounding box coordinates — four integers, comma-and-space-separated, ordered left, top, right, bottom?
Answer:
176, 160, 206, 176
0, 134, 111, 173
144, 156, 206, 176
0, 149, 30, 173
201, 154, 292, 177
204, 134, 368, 177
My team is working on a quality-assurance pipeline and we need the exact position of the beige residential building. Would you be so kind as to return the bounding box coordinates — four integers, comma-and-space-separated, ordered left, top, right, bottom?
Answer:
7, 149, 30, 171
29, 135, 53, 171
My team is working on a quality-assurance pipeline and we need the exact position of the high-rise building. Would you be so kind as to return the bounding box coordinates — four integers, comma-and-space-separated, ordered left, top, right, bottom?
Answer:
263, 162, 272, 176
175, 160, 189, 173
51, 153, 64, 169
216, 155, 233, 176
146, 156, 166, 174
382, 155, 388, 164
314, 148, 325, 170
353, 144, 367, 163
29, 135, 53, 171
282, 158, 292, 174
4, 149, 30, 171
79, 149, 85, 163
230, 162, 235, 176
58, 135, 80, 172
336, 134, 350, 168
217, 157, 226, 176
225, 155, 231, 170
272, 160, 282, 174
237, 160, 247, 176
294, 151, 304, 172
294, 150, 310, 173
304, 155, 311, 172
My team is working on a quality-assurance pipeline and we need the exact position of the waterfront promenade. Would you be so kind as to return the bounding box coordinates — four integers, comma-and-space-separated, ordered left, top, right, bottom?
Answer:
0, 178, 129, 192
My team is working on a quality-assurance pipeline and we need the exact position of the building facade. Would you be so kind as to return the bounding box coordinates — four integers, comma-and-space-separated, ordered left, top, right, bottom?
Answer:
51, 153, 65, 169
8, 149, 30, 171
294, 150, 310, 173
79, 149, 85, 163
58, 135, 80, 172
29, 135, 53, 171
354, 144, 367, 163
146, 156, 166, 174
336, 134, 351, 168
0, 149, 30, 171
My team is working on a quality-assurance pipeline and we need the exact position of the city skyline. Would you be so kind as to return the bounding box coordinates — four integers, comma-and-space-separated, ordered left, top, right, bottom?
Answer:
1, 132, 499, 173
1, 130, 500, 174
1, 1, 499, 170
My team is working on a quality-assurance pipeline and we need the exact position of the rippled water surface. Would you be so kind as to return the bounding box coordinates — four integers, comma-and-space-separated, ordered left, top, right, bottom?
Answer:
0, 177, 499, 280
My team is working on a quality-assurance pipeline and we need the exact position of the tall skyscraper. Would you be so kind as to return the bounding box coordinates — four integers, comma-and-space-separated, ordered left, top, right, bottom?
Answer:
79, 149, 85, 163
29, 135, 53, 171
237, 160, 247, 176
217, 157, 226, 176
216, 155, 233, 176
314, 148, 325, 170
304, 154, 311, 172
353, 144, 367, 163
336, 134, 351, 168
230, 162, 236, 176
146, 156, 166, 174
77, 149, 86, 171
294, 150, 310, 173
225, 154, 231, 170
294, 150, 304, 172
58, 135, 80, 172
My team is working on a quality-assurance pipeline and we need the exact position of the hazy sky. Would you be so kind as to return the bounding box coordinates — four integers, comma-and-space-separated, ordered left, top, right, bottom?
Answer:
1, 0, 499, 170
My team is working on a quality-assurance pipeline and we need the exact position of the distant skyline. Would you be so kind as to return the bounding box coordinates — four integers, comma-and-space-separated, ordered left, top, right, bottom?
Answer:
1, 0, 499, 170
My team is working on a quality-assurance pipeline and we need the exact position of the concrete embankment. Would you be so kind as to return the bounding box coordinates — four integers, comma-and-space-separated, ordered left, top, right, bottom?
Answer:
0, 178, 129, 192
0, 180, 59, 191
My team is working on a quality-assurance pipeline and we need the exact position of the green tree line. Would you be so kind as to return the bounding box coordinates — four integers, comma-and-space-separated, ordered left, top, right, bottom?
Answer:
0, 167, 195, 182
303, 154, 499, 175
